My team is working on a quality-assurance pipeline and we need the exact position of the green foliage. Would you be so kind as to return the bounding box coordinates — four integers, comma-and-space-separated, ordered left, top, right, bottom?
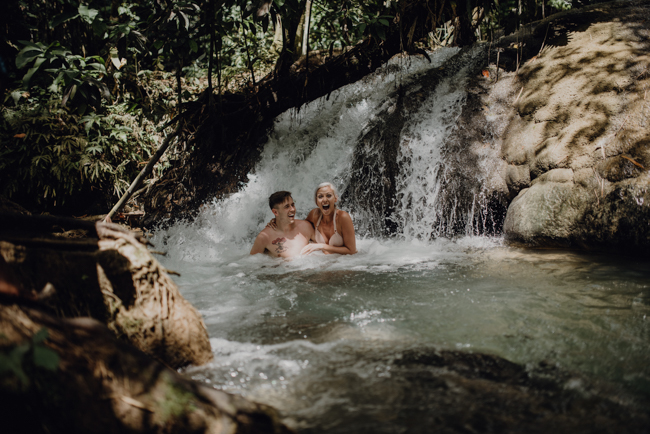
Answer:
16, 40, 110, 115
548, 0, 572, 11
0, 328, 60, 389
149, 0, 203, 71
305, 0, 393, 49
0, 89, 158, 208
214, 3, 277, 88
346, 0, 395, 42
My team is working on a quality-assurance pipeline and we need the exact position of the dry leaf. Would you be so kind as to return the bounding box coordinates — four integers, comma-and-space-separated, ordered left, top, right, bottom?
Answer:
14, 133, 26, 139
116, 395, 153, 412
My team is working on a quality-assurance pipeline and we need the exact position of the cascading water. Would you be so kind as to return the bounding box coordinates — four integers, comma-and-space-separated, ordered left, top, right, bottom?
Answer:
153, 46, 650, 432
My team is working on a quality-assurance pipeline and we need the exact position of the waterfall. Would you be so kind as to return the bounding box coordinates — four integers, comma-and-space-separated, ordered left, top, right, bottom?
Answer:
341, 44, 506, 239
157, 44, 505, 259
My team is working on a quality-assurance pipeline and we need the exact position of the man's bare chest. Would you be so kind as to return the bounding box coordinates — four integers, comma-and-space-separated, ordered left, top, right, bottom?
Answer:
267, 230, 309, 258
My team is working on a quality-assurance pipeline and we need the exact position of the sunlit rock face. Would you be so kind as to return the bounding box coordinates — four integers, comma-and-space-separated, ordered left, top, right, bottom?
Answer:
498, 1, 650, 253
504, 175, 650, 253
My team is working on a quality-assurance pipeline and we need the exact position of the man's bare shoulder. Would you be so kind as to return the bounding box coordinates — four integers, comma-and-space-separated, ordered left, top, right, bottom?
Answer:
251, 227, 272, 255
295, 219, 315, 239
255, 227, 275, 240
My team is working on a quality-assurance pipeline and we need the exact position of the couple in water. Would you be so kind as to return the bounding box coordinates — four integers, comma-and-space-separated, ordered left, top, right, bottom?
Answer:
250, 182, 357, 258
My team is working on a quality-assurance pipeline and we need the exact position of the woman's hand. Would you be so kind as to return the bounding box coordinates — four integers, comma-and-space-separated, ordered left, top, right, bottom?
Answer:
266, 218, 278, 230
301, 243, 325, 255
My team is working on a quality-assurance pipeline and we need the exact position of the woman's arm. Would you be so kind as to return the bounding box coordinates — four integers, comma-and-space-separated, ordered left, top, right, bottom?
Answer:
301, 210, 357, 255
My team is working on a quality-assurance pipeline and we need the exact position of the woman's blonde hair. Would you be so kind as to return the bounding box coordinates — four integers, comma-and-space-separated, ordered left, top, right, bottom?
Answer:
314, 182, 339, 204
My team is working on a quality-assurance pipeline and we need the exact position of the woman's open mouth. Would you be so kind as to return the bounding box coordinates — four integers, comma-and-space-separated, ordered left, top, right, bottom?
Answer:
322, 204, 330, 211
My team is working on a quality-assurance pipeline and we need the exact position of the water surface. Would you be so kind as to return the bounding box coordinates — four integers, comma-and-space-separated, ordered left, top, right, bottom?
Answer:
154, 233, 650, 431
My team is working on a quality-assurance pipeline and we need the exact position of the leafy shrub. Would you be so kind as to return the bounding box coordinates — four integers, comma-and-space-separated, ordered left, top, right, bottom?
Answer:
0, 89, 159, 211
548, 0, 573, 10
16, 41, 111, 116
0, 328, 59, 389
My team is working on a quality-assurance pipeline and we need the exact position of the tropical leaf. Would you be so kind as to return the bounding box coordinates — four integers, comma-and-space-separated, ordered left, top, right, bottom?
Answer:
15, 43, 45, 69
32, 328, 48, 344
22, 57, 47, 87
78, 5, 99, 24
33, 346, 60, 371
110, 47, 121, 69
50, 9, 79, 29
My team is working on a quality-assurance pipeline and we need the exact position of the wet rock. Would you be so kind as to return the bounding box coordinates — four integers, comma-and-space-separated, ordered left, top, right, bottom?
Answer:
0, 215, 212, 368
505, 164, 531, 198
504, 174, 650, 254
578, 179, 650, 251
95, 224, 213, 368
504, 182, 591, 248
530, 167, 573, 185
596, 155, 645, 183
389, 348, 650, 434
289, 345, 650, 433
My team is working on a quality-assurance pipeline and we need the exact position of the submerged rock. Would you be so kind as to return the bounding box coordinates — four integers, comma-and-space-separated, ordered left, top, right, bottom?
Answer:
388, 348, 650, 434
269, 343, 650, 433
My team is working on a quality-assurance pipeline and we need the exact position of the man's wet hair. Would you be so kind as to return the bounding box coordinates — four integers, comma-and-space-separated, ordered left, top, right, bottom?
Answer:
269, 191, 292, 209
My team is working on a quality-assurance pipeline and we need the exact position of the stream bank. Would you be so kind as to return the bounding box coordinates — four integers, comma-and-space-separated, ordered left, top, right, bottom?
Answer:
495, 0, 650, 253
0, 206, 294, 433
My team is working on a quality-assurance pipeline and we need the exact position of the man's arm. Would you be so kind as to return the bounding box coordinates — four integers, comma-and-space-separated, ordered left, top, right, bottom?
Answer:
304, 219, 317, 242
305, 208, 319, 229
250, 231, 270, 255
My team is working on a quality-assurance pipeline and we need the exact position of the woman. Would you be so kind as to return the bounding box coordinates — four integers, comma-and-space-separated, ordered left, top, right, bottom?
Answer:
301, 182, 357, 255
267, 182, 357, 255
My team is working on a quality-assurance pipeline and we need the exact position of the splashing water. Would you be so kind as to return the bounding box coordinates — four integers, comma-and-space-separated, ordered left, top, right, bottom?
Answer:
153, 47, 650, 432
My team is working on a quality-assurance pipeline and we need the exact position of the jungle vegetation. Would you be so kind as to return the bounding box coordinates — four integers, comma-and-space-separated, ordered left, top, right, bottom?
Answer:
0, 0, 584, 215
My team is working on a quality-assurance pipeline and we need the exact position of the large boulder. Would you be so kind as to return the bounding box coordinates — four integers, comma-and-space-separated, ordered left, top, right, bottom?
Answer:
504, 173, 650, 253
0, 214, 212, 368
494, 0, 650, 252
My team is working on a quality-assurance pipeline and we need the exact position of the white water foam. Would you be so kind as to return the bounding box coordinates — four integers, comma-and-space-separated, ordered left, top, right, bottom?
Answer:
153, 47, 469, 263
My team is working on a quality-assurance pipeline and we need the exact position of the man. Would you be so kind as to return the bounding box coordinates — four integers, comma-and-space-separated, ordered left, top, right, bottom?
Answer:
250, 191, 316, 258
